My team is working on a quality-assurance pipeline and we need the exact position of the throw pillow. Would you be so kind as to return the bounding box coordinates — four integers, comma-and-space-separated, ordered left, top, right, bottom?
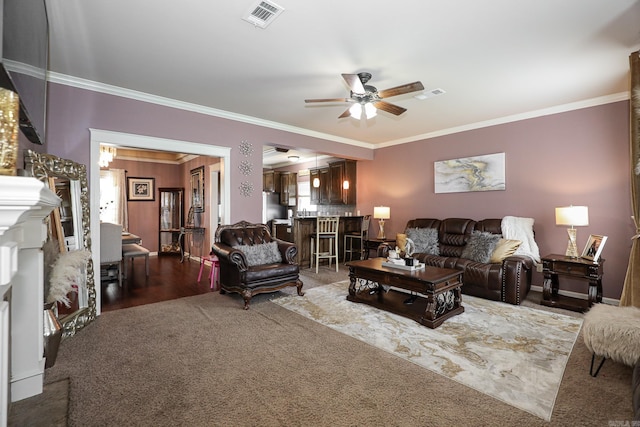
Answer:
461, 231, 501, 263
490, 239, 522, 263
236, 241, 282, 267
406, 228, 439, 255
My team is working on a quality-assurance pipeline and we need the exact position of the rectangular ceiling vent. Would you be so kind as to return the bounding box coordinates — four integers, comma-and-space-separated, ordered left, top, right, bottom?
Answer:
243, 1, 284, 29
415, 88, 446, 100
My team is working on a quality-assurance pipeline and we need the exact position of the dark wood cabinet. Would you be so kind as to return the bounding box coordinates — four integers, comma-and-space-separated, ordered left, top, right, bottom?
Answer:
310, 160, 357, 205
279, 172, 297, 206
263, 171, 281, 193
159, 188, 184, 255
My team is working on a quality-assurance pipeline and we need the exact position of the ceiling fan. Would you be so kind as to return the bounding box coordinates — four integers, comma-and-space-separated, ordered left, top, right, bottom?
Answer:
305, 72, 424, 119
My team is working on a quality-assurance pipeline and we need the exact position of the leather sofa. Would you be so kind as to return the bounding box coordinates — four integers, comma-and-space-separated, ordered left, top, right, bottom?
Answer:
634, 360, 640, 422
212, 220, 304, 309
383, 218, 535, 305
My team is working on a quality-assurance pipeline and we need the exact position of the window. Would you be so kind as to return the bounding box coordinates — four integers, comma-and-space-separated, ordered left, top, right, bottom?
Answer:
297, 180, 316, 213
99, 169, 128, 229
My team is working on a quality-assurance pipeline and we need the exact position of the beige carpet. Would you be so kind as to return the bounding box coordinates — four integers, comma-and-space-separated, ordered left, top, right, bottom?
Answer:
273, 281, 583, 421
38, 276, 634, 426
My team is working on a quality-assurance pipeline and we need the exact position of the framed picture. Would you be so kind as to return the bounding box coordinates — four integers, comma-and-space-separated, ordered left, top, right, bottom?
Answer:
190, 166, 205, 212
127, 177, 155, 201
581, 234, 607, 262
434, 152, 506, 193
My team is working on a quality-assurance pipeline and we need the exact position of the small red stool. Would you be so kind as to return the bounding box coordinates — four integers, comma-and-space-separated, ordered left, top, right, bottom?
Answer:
198, 253, 220, 290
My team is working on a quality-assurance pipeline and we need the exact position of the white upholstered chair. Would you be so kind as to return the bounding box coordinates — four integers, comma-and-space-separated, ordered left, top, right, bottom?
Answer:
100, 222, 123, 287
310, 216, 340, 273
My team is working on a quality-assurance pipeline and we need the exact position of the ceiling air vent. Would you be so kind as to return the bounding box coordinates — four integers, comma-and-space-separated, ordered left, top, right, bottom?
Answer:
243, 1, 285, 29
415, 88, 446, 100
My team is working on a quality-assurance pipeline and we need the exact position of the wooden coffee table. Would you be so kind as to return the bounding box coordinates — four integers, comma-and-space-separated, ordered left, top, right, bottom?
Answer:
345, 258, 464, 328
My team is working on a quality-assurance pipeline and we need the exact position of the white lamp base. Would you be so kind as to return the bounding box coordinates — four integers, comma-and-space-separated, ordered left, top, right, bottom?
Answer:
377, 219, 386, 239
565, 228, 579, 258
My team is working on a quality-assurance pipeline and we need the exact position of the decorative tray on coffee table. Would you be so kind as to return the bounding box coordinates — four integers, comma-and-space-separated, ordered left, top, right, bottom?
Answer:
382, 258, 425, 271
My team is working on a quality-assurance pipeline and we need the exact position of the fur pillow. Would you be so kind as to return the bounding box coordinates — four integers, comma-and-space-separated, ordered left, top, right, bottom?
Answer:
490, 239, 522, 263
236, 241, 282, 267
406, 228, 439, 255
461, 231, 501, 263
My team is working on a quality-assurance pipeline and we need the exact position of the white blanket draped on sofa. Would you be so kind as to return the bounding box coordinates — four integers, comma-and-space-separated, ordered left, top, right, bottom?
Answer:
501, 216, 541, 263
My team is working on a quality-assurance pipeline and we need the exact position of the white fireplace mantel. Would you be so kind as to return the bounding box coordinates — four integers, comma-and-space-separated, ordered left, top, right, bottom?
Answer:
0, 175, 59, 424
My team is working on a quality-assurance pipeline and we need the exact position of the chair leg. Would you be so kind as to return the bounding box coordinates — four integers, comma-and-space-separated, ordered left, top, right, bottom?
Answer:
590, 353, 607, 377
334, 236, 339, 272
145, 255, 149, 276
198, 258, 205, 282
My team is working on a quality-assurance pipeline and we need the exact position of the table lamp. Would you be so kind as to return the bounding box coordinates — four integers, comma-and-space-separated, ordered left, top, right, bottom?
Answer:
555, 205, 589, 258
373, 206, 390, 239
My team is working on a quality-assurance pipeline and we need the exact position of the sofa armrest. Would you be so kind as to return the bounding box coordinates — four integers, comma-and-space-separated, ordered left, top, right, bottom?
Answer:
274, 238, 298, 264
212, 242, 249, 272
501, 255, 534, 304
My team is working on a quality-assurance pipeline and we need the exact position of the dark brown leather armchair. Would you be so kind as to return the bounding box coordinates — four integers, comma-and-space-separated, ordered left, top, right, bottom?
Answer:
212, 220, 304, 309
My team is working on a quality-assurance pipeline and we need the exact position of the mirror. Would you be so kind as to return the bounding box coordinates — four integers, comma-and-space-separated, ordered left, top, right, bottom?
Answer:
24, 149, 96, 337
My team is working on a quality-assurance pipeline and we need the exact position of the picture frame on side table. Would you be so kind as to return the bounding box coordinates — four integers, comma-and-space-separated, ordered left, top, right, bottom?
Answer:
581, 234, 607, 262
127, 177, 155, 201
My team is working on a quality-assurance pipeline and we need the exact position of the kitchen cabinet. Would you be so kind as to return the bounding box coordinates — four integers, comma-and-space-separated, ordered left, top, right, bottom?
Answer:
263, 171, 281, 193
279, 172, 297, 206
159, 188, 184, 255
310, 167, 330, 205
310, 160, 356, 205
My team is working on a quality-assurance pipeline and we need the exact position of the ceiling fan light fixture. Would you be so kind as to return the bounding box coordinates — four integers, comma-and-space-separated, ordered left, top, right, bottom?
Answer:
364, 103, 377, 119
349, 103, 362, 119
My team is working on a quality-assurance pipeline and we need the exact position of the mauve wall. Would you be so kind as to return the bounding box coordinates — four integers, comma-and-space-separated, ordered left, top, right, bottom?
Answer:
358, 101, 632, 299
44, 83, 372, 224
44, 81, 632, 300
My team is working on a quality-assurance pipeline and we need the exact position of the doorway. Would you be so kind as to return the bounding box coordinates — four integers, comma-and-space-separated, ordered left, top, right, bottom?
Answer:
89, 129, 231, 314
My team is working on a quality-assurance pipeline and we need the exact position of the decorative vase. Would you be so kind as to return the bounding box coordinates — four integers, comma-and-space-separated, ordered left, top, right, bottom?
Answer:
0, 88, 19, 176
43, 302, 62, 369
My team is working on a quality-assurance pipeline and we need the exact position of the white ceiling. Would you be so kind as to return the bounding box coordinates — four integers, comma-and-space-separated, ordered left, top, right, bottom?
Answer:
47, 0, 640, 150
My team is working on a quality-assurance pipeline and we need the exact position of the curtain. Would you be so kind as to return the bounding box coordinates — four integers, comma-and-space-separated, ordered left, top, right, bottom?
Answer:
99, 169, 128, 231
620, 51, 640, 307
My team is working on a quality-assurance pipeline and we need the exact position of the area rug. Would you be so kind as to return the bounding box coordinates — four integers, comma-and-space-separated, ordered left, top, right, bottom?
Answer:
273, 281, 583, 421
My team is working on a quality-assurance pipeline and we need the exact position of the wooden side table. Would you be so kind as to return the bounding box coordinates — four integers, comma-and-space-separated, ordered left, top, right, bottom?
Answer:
362, 238, 396, 259
541, 253, 604, 313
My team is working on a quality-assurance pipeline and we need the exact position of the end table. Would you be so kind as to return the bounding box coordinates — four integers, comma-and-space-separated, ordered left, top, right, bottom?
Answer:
541, 253, 604, 313
362, 237, 396, 259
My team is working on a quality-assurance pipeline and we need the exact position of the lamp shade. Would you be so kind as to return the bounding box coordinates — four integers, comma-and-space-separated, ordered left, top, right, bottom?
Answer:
555, 206, 589, 226
373, 206, 390, 220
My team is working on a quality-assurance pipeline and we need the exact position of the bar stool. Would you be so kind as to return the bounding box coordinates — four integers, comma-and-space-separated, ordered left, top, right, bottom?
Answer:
310, 216, 340, 273
344, 214, 371, 262
198, 251, 220, 290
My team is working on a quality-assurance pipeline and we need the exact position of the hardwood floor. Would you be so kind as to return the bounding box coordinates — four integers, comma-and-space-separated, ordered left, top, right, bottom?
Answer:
101, 255, 214, 312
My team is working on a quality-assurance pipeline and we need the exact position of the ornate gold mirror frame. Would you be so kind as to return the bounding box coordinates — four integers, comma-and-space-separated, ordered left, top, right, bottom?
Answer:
24, 149, 96, 337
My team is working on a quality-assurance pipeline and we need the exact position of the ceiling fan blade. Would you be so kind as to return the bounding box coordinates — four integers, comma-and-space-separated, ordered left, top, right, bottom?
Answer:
338, 107, 352, 119
305, 98, 350, 103
378, 81, 425, 98
341, 73, 366, 94
372, 101, 407, 116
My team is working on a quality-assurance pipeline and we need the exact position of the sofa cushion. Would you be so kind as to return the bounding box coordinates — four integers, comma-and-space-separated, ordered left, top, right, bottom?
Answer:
236, 241, 282, 267
407, 227, 439, 255
490, 239, 522, 263
461, 231, 501, 263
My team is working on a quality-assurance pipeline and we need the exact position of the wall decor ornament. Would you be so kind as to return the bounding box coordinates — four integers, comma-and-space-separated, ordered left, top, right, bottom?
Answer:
434, 152, 506, 194
190, 166, 205, 211
127, 177, 156, 201
238, 160, 253, 176
239, 140, 254, 157
239, 181, 254, 197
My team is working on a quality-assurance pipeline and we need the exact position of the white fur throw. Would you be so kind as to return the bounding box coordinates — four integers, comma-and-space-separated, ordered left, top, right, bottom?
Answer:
583, 303, 640, 367
501, 216, 540, 263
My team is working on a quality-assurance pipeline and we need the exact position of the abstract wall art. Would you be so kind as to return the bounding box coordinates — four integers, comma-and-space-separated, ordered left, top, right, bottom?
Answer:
434, 152, 505, 193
